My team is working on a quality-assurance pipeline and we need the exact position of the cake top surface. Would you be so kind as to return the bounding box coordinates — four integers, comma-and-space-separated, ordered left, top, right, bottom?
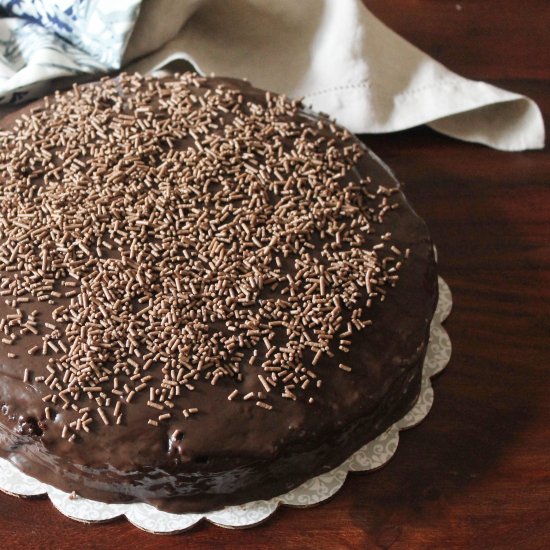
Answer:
0, 73, 436, 467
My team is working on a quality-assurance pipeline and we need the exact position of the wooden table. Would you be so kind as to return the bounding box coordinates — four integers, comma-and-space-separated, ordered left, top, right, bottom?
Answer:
1, 2, 548, 548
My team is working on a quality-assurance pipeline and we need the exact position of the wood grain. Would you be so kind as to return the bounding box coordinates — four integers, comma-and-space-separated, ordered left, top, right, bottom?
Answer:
366, 0, 550, 81
1, 2, 549, 548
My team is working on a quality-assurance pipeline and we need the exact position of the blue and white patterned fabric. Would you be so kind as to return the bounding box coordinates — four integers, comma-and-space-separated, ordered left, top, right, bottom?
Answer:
0, 0, 142, 104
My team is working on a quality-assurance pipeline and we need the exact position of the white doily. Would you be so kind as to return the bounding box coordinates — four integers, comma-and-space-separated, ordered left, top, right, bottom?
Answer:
0, 277, 452, 533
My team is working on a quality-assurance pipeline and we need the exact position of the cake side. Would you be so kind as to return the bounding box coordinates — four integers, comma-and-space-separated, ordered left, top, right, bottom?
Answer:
0, 74, 437, 512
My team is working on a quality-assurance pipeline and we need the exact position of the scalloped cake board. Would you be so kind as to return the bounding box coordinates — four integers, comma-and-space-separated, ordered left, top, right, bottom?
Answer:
0, 276, 452, 533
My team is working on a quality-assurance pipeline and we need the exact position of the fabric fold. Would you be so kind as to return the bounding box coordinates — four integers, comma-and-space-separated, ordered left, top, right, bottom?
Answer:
0, 0, 544, 151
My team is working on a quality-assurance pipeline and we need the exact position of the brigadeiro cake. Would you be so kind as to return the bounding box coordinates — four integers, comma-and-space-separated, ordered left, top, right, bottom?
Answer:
0, 73, 437, 513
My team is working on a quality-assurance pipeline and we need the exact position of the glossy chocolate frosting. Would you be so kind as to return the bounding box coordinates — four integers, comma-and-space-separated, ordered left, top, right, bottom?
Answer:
0, 74, 437, 513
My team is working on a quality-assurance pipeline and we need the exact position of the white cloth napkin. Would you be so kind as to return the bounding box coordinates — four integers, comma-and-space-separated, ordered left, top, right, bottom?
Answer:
126, 0, 544, 151
0, 0, 544, 151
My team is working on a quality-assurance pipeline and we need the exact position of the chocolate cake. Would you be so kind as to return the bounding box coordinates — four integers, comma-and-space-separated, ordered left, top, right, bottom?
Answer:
0, 73, 437, 513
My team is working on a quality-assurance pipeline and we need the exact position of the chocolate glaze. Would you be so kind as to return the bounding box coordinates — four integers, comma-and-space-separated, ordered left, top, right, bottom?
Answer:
0, 76, 437, 513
